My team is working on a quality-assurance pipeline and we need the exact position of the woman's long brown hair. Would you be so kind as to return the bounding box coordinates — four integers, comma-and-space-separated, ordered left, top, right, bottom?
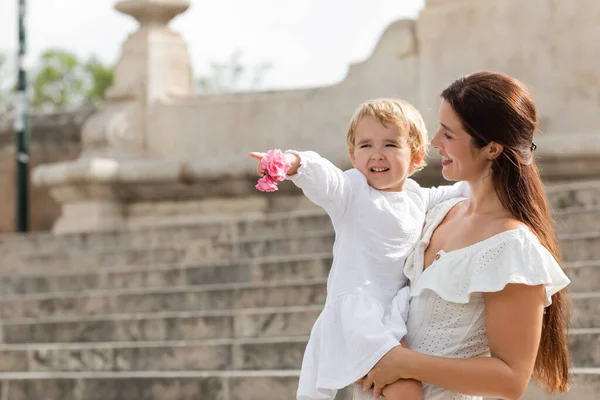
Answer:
441, 72, 571, 393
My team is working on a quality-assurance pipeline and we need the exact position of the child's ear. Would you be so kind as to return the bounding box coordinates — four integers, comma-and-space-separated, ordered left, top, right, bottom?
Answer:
348, 147, 356, 168
410, 148, 425, 171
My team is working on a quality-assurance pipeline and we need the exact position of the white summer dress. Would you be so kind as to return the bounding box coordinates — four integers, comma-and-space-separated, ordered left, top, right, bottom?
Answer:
401, 198, 571, 400
286, 151, 466, 400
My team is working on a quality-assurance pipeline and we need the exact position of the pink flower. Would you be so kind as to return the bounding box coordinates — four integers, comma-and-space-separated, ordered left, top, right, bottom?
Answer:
255, 175, 279, 192
261, 149, 291, 182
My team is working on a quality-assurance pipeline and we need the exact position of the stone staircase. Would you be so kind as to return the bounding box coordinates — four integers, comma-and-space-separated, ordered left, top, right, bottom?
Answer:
0, 181, 598, 400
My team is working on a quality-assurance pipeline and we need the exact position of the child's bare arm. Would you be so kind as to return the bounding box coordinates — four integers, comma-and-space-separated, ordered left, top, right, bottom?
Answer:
382, 378, 423, 400
355, 377, 422, 400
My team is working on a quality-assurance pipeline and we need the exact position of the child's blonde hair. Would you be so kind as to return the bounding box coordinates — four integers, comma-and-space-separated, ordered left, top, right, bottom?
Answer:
346, 98, 429, 175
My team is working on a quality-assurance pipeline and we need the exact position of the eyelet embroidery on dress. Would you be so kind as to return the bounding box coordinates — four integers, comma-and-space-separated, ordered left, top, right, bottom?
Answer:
457, 242, 508, 298
452, 393, 470, 399
454, 324, 488, 359
416, 298, 466, 355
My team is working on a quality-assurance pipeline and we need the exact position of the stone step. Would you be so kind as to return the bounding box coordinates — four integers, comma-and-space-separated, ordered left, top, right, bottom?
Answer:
235, 210, 331, 237
0, 209, 331, 256
4, 226, 598, 275
1, 239, 233, 273
0, 220, 228, 255
564, 261, 600, 293
571, 292, 600, 329
0, 179, 596, 257
0, 306, 322, 344
0, 328, 596, 374
2, 230, 337, 273
0, 251, 596, 297
0, 279, 596, 322
547, 180, 600, 210
521, 369, 600, 400
0, 370, 354, 400
0, 370, 595, 400
555, 205, 600, 234
0, 279, 328, 318
569, 329, 600, 368
0, 336, 310, 373
1, 292, 597, 344
0, 253, 333, 296
560, 232, 600, 263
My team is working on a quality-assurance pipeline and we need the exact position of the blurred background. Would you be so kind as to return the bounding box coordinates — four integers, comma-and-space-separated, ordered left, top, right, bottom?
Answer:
0, 0, 424, 106
0, 2, 597, 398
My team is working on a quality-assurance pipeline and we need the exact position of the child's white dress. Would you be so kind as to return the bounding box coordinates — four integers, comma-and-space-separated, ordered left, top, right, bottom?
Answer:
286, 151, 466, 400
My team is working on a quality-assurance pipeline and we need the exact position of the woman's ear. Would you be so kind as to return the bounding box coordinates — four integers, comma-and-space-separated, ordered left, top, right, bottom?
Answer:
485, 142, 504, 160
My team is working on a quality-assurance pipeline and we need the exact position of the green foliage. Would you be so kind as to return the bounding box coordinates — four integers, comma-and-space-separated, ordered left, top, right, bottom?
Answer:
1, 48, 270, 112
32, 50, 83, 111
31, 49, 114, 112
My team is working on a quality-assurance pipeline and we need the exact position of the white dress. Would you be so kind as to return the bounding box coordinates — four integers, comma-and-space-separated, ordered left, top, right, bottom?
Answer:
286, 151, 467, 400
403, 198, 571, 400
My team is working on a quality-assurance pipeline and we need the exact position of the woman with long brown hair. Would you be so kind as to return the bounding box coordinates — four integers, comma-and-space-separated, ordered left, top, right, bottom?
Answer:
358, 72, 571, 399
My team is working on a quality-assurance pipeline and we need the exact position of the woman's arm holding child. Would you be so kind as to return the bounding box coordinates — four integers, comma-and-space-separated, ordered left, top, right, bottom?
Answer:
360, 283, 545, 400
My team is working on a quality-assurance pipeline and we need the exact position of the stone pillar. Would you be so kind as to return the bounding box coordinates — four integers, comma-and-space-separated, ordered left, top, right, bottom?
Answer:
32, 0, 193, 233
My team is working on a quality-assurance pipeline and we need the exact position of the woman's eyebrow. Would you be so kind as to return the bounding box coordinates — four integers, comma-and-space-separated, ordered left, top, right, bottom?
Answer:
440, 123, 454, 133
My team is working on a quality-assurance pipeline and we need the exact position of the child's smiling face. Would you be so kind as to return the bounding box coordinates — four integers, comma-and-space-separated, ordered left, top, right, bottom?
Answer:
349, 116, 417, 192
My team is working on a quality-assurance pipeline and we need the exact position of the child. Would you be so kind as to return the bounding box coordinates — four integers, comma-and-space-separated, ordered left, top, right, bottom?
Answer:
250, 99, 467, 400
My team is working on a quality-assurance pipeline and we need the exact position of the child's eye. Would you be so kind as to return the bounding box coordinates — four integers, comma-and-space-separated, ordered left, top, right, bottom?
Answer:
385, 144, 397, 147
444, 132, 452, 140
360, 144, 371, 148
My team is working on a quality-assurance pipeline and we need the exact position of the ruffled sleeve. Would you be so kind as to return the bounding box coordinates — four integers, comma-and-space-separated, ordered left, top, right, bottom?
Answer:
471, 231, 570, 307
285, 150, 366, 222
411, 229, 570, 307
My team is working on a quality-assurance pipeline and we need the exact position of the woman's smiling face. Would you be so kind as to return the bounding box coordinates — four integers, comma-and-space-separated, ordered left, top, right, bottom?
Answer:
431, 100, 491, 182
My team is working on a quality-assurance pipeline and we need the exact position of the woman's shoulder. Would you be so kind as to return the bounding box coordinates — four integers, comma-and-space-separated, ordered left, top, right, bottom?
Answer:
480, 217, 529, 242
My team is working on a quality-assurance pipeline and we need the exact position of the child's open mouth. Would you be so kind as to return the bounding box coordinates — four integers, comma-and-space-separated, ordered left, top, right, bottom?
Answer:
370, 167, 389, 173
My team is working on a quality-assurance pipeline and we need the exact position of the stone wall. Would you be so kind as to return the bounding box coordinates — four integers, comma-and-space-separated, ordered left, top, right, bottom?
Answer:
0, 109, 94, 233
417, 0, 600, 133
27, 0, 600, 233
149, 20, 419, 177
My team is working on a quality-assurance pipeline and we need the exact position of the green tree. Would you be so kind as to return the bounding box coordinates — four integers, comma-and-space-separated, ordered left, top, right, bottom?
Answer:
32, 50, 86, 111
31, 49, 114, 112
3, 48, 270, 113
196, 51, 271, 94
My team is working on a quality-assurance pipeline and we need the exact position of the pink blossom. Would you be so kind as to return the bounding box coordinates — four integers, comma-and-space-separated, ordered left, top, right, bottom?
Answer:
255, 175, 279, 192
261, 149, 291, 182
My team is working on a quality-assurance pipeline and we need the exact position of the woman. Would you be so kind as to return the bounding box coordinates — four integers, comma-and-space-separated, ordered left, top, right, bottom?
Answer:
359, 72, 571, 399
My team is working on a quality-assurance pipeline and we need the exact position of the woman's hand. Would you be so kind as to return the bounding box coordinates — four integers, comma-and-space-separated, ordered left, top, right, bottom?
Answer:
360, 346, 410, 398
